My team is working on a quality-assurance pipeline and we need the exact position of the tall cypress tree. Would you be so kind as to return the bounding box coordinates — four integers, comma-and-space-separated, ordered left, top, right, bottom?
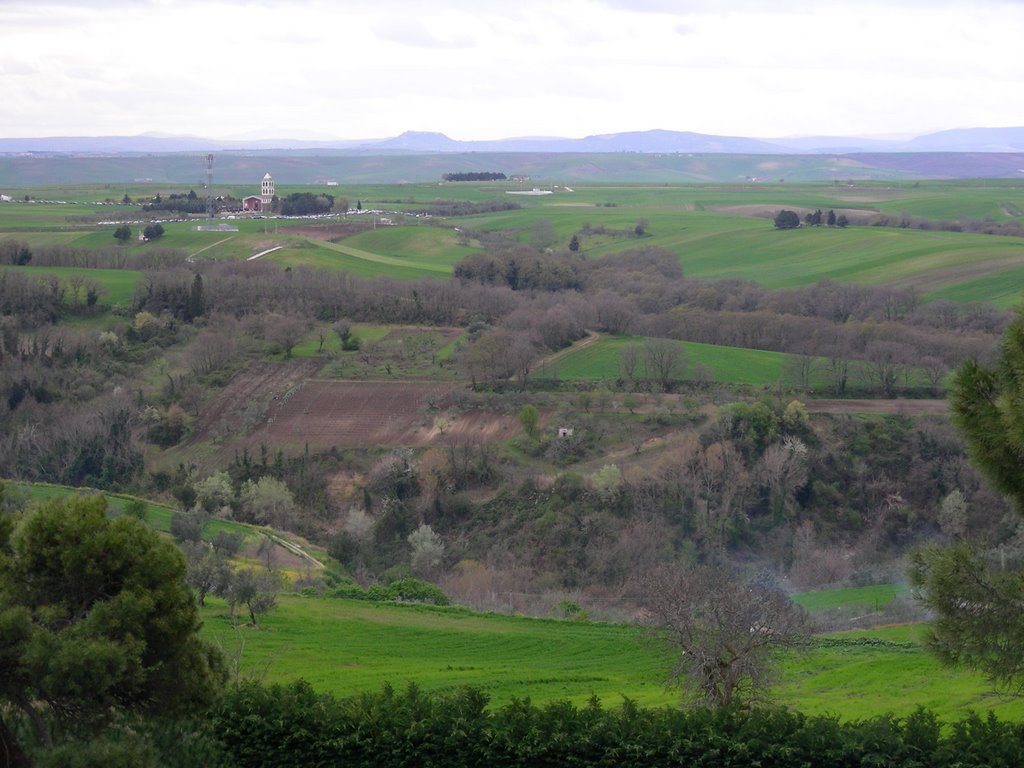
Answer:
187, 273, 205, 321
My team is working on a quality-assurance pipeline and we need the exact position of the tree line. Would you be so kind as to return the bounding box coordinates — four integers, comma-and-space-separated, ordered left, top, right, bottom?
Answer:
0, 238, 187, 270
442, 171, 507, 181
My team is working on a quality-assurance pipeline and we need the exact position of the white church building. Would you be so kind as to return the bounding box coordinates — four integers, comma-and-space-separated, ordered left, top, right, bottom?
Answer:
242, 173, 275, 212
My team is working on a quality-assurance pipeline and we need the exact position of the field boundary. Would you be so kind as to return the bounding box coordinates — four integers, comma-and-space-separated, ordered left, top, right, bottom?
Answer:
316, 238, 451, 274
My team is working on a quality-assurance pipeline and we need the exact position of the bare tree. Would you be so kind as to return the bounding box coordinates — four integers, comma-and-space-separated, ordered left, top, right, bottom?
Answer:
187, 320, 241, 377
643, 565, 809, 707
618, 343, 643, 389
66, 274, 85, 305
863, 340, 909, 396
594, 291, 635, 335
757, 438, 808, 521
461, 329, 535, 388
643, 337, 686, 392
673, 438, 749, 553
783, 353, 817, 391
824, 355, 851, 396
920, 356, 949, 393
264, 312, 309, 358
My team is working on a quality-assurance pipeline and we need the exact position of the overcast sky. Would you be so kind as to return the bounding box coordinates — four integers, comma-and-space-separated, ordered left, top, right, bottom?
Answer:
2, 0, 1022, 140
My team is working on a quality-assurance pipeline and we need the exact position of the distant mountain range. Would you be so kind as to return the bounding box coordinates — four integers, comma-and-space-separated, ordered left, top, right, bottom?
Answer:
5, 127, 1024, 155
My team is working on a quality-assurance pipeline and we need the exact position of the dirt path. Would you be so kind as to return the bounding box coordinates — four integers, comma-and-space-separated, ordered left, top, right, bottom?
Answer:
260, 530, 324, 569
247, 245, 284, 261
189, 236, 235, 260
530, 331, 602, 373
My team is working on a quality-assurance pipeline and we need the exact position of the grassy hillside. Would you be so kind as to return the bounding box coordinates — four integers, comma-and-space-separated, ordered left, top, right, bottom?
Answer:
199, 594, 1024, 721
11, 482, 326, 576
15, 481, 253, 541
534, 335, 818, 387
791, 583, 910, 613
534, 335, 942, 390
0, 263, 141, 306
10, 480, 1022, 721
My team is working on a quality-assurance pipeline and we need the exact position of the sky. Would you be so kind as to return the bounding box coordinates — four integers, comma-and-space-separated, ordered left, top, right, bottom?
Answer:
2, 0, 1023, 141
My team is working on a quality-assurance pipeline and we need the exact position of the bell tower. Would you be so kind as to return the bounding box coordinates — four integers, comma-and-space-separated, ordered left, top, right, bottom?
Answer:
260, 172, 274, 206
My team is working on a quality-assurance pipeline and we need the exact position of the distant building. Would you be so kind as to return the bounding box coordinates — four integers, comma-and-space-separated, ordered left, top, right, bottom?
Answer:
242, 172, 275, 212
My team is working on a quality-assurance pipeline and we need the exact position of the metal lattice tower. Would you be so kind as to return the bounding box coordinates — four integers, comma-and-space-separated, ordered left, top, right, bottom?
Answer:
205, 154, 215, 219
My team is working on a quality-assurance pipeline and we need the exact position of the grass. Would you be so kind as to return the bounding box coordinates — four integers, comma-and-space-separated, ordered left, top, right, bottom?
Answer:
457, 202, 1024, 302
11, 477, 1024, 721
199, 593, 1024, 721
340, 226, 480, 271
14, 481, 253, 541
777, 625, 1024, 721
926, 265, 1024, 307
534, 335, 823, 388
4, 181, 1024, 303
315, 325, 463, 380
0, 263, 141, 306
290, 323, 394, 357
792, 583, 911, 613
313, 238, 451, 275
535, 334, 943, 391
203, 596, 673, 708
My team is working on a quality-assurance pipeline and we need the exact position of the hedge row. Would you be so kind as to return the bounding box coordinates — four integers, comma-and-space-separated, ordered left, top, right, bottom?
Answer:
323, 577, 450, 606
211, 681, 1024, 768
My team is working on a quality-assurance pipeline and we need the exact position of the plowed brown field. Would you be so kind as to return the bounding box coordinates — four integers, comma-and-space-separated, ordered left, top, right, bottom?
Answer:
252, 380, 520, 448
190, 359, 323, 443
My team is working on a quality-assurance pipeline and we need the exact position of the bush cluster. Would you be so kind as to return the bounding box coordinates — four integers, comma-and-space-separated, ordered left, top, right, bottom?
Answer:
212, 681, 1024, 768
325, 577, 450, 605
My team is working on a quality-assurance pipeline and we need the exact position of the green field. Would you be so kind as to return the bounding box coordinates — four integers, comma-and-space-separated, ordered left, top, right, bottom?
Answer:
3, 180, 1024, 305
0, 263, 141, 306
14, 482, 254, 541
290, 323, 394, 357
6, 182, 1024, 305
199, 594, 1024, 721
341, 226, 480, 270
9, 478, 1021, 722
534, 334, 944, 391
534, 335, 810, 387
792, 583, 911, 613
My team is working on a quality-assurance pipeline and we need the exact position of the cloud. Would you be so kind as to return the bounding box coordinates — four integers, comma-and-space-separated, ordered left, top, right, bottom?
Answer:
0, 61, 39, 76
373, 20, 475, 49
0, 0, 1022, 139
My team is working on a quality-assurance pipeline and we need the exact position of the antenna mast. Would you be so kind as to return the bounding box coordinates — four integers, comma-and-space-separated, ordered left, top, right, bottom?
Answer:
205, 153, 215, 219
